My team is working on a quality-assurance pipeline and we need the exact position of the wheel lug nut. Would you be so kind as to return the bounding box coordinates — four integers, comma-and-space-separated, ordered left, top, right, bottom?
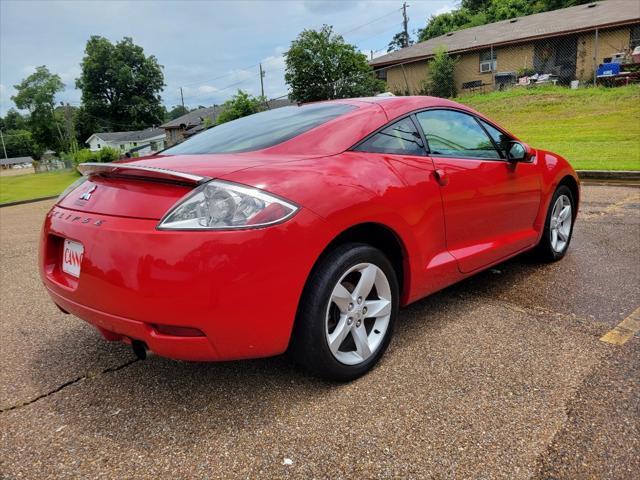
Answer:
356, 320, 362, 327
363, 307, 367, 314
357, 296, 362, 304
347, 317, 353, 325
348, 303, 353, 311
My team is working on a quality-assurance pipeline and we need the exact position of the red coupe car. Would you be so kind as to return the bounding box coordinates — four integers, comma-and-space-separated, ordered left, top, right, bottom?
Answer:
40, 96, 578, 380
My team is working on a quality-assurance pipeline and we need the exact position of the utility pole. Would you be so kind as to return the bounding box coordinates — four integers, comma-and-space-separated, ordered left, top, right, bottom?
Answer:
259, 63, 265, 98
180, 87, 185, 109
0, 129, 7, 159
402, 2, 409, 48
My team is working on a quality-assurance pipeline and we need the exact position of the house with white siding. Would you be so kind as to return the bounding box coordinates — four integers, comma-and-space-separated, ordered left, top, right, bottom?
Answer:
86, 128, 166, 155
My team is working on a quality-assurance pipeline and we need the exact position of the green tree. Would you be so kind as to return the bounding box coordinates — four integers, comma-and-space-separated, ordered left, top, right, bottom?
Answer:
216, 90, 266, 125
461, 0, 492, 13
387, 31, 414, 52
2, 108, 28, 131
418, 0, 592, 42
0, 129, 36, 158
421, 47, 457, 98
285, 25, 385, 103
76, 36, 165, 131
11, 66, 65, 151
73, 106, 97, 149
167, 105, 189, 121
418, 10, 477, 42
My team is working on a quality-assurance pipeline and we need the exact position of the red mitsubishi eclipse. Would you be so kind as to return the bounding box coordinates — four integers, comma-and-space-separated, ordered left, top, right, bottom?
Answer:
40, 96, 578, 380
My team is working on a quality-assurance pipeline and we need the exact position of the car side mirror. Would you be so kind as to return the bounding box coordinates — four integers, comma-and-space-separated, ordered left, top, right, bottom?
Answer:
506, 141, 530, 162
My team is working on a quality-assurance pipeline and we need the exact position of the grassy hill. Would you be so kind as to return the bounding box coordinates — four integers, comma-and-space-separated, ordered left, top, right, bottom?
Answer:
459, 85, 640, 170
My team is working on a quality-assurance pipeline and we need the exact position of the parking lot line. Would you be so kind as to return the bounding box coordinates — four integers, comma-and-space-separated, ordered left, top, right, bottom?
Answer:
600, 307, 640, 345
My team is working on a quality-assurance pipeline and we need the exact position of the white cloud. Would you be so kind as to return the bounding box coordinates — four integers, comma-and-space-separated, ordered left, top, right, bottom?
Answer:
1, 0, 453, 114
434, 4, 455, 16
58, 66, 81, 85
197, 85, 218, 94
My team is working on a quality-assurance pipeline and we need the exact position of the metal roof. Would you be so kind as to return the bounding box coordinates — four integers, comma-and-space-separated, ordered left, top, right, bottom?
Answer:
371, 0, 640, 67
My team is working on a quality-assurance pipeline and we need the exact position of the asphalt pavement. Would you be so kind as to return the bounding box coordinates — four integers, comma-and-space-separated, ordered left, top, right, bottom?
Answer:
1, 185, 638, 479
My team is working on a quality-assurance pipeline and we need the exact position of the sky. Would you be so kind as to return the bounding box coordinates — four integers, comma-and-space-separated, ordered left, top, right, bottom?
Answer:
0, 0, 454, 117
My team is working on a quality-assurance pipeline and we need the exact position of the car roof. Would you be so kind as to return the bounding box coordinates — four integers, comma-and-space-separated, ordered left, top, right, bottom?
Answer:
316, 96, 480, 122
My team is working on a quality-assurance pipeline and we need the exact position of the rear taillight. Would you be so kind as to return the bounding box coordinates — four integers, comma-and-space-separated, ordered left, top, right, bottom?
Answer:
157, 180, 298, 230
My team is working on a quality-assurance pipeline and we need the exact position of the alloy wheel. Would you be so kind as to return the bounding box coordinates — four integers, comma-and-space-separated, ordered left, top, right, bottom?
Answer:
550, 194, 572, 253
325, 263, 392, 365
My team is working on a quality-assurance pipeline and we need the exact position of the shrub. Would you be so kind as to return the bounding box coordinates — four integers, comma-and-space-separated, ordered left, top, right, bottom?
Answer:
96, 146, 120, 163
61, 146, 121, 169
216, 90, 266, 125
517, 67, 535, 77
421, 47, 457, 98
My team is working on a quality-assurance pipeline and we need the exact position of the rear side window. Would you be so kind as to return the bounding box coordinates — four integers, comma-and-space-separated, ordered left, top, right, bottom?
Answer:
415, 110, 501, 159
353, 117, 426, 156
163, 103, 356, 154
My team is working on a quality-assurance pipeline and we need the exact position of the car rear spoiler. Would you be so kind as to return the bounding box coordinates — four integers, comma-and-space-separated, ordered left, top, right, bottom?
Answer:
77, 162, 211, 186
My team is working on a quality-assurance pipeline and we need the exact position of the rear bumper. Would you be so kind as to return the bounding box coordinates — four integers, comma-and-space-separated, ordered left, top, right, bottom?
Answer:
47, 287, 217, 361
39, 205, 330, 361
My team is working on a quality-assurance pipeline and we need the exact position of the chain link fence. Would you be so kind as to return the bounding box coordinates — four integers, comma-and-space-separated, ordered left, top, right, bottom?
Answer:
375, 24, 640, 97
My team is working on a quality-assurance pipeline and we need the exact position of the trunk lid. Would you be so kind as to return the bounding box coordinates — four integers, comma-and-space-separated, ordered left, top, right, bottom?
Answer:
57, 154, 266, 220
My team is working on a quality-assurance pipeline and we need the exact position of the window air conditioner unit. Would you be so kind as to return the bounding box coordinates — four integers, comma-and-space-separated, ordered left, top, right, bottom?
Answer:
480, 61, 493, 73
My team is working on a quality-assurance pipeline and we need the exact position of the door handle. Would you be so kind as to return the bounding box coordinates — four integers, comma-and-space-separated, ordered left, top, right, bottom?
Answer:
434, 169, 448, 186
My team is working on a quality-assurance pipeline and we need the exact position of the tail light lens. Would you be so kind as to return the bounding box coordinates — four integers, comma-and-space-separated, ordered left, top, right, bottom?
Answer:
157, 180, 298, 230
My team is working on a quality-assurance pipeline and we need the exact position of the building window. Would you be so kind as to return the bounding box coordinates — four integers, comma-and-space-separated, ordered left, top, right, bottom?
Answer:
133, 142, 138, 146
120, 144, 125, 150
375, 68, 387, 81
479, 50, 497, 73
97, 144, 101, 148
631, 25, 640, 49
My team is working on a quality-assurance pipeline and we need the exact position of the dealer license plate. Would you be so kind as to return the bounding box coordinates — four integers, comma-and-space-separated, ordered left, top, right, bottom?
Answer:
62, 239, 84, 278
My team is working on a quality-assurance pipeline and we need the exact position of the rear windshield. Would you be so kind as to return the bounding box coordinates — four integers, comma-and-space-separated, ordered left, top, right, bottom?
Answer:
162, 103, 356, 155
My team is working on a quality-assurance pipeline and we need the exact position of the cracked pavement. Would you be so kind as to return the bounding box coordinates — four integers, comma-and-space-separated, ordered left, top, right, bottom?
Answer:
1, 185, 638, 479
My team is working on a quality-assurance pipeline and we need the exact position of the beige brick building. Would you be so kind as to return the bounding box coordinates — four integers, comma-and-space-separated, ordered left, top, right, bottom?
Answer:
371, 0, 640, 95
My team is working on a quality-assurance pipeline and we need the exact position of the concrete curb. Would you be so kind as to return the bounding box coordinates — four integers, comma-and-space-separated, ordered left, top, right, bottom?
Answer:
0, 195, 58, 208
577, 170, 640, 181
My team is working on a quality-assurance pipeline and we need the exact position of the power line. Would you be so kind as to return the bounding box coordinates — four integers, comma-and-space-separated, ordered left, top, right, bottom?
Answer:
340, 7, 402, 35
179, 62, 261, 88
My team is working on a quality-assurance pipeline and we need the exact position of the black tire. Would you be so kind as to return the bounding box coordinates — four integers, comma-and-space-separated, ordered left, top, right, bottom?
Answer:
289, 243, 399, 381
532, 185, 575, 262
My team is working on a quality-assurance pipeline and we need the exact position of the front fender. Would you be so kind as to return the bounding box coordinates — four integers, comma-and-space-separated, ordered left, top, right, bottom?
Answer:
533, 149, 580, 233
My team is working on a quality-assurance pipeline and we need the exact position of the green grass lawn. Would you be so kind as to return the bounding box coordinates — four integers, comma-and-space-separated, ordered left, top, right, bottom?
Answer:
0, 170, 80, 204
458, 84, 640, 170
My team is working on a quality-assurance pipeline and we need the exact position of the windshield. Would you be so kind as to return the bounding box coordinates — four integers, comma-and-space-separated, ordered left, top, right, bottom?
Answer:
162, 103, 356, 155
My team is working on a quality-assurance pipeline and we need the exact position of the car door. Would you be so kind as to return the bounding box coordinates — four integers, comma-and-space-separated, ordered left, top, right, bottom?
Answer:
414, 109, 542, 273
351, 116, 456, 298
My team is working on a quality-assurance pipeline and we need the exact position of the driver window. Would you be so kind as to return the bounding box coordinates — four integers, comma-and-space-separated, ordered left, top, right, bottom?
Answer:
354, 117, 426, 156
415, 110, 501, 160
